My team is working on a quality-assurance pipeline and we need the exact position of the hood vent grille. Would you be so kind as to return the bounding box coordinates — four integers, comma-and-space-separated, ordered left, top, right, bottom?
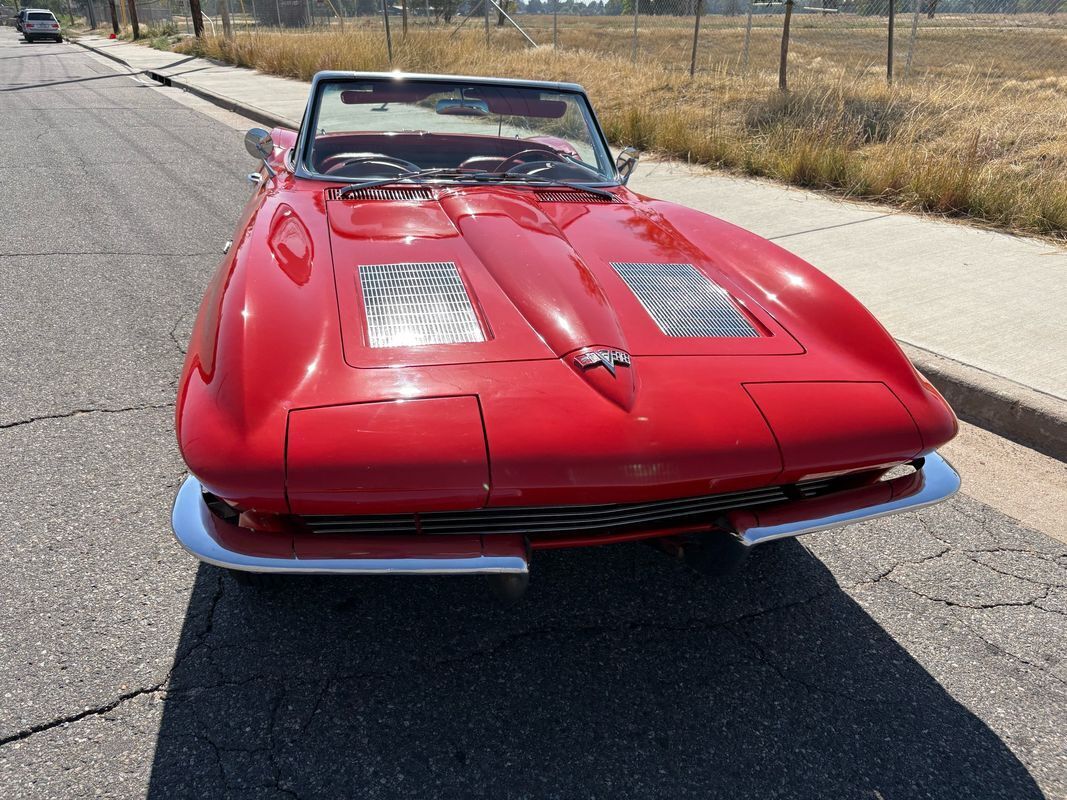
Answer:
326, 186, 435, 201
359, 261, 485, 348
534, 189, 618, 204
612, 262, 759, 338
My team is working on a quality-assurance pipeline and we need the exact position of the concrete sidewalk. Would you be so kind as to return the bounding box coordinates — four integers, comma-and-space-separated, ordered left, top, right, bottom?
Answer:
72, 35, 1067, 458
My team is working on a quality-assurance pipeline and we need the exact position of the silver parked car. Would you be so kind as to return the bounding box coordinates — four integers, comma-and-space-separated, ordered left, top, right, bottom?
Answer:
20, 9, 62, 42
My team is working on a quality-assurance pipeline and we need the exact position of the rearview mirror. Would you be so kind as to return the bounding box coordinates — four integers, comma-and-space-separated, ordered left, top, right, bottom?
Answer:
436, 98, 490, 117
244, 127, 274, 161
615, 146, 639, 185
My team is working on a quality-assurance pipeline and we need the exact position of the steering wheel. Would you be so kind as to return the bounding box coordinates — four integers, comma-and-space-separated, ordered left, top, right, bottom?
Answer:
323, 154, 421, 177
493, 149, 568, 173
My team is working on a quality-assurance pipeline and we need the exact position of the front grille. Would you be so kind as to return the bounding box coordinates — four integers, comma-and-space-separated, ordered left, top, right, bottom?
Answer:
534, 189, 618, 203
326, 186, 435, 201
303, 478, 833, 537
612, 262, 759, 338
359, 261, 485, 348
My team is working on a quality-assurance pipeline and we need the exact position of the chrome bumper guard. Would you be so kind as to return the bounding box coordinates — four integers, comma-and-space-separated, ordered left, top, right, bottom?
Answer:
171, 452, 958, 573
728, 451, 960, 547
170, 477, 528, 575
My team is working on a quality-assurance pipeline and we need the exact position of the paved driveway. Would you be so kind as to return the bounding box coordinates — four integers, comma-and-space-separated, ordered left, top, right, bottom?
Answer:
0, 30, 1064, 799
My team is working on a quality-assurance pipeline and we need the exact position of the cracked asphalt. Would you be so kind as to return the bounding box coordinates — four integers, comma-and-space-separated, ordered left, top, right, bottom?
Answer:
1, 29, 1065, 800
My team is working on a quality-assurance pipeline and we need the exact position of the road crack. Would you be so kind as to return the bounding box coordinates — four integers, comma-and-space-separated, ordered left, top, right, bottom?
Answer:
0, 250, 217, 258
0, 572, 223, 749
0, 684, 164, 747
0, 402, 174, 431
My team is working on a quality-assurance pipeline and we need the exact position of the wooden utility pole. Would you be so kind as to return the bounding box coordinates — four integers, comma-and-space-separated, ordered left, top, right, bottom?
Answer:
401, 0, 407, 35
189, 0, 204, 35
483, 0, 489, 43
689, 0, 702, 77
887, 0, 895, 82
778, 0, 793, 91
126, 0, 139, 38
107, 0, 119, 33
220, 0, 234, 37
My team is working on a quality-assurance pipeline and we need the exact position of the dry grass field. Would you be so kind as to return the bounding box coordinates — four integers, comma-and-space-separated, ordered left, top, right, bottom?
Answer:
173, 17, 1067, 239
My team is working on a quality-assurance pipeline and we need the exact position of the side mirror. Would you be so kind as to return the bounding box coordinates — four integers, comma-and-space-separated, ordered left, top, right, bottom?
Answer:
615, 146, 639, 185
244, 127, 274, 161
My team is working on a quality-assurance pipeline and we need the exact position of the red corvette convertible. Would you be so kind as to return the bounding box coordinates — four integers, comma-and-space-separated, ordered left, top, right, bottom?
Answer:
171, 72, 960, 598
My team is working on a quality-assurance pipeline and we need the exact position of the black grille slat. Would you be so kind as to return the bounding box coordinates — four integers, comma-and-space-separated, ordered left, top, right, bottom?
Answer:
302, 478, 834, 536
422, 490, 786, 525
326, 186, 435, 201
534, 189, 618, 204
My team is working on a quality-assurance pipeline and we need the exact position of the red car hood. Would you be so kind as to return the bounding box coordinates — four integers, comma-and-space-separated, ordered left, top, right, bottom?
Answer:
327, 188, 803, 373
178, 184, 956, 514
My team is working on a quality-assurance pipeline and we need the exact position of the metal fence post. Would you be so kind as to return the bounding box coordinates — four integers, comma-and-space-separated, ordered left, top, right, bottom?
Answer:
904, 0, 920, 80
887, 0, 896, 83
484, 0, 489, 44
689, 0, 702, 77
630, 0, 638, 63
552, 0, 557, 48
742, 0, 753, 73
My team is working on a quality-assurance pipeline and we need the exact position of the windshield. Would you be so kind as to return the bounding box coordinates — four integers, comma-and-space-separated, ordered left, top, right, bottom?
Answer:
28, 12, 56, 19
303, 78, 616, 186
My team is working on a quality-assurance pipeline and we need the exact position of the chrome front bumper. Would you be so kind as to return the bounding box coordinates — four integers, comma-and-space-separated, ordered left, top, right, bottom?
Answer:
170, 477, 529, 575
171, 452, 959, 574
729, 451, 960, 547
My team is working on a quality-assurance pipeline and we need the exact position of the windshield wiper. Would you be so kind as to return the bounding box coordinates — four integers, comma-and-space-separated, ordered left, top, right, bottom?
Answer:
465, 171, 617, 200
337, 168, 476, 196
337, 167, 617, 200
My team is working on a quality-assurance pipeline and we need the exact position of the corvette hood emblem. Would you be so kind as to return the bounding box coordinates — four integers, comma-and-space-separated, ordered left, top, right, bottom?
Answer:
573, 348, 632, 378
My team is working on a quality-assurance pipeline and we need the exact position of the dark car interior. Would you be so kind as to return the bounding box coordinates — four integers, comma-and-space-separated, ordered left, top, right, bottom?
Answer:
307, 82, 605, 182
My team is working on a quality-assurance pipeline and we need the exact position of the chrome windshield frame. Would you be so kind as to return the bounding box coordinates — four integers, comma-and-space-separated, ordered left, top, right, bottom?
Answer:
291, 71, 623, 188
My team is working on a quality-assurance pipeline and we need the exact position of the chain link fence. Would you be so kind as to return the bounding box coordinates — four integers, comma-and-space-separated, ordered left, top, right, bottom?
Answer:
523, 0, 1067, 83
48, 0, 1067, 88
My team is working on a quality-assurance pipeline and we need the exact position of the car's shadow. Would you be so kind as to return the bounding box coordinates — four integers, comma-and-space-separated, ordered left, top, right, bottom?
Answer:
146, 540, 1042, 799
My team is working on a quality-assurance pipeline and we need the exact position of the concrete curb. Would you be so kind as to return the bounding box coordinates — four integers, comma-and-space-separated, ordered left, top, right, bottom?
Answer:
72, 37, 1067, 462
69, 37, 298, 130
903, 344, 1066, 462
146, 71, 298, 131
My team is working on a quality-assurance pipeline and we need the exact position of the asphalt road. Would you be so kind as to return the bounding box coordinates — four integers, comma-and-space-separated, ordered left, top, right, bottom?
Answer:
0, 29, 1065, 800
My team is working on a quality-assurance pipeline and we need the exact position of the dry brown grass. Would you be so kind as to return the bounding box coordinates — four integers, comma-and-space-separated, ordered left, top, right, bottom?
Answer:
175, 22, 1067, 239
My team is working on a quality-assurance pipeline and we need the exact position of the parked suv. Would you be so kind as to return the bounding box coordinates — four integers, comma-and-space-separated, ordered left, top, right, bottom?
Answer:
20, 9, 62, 41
